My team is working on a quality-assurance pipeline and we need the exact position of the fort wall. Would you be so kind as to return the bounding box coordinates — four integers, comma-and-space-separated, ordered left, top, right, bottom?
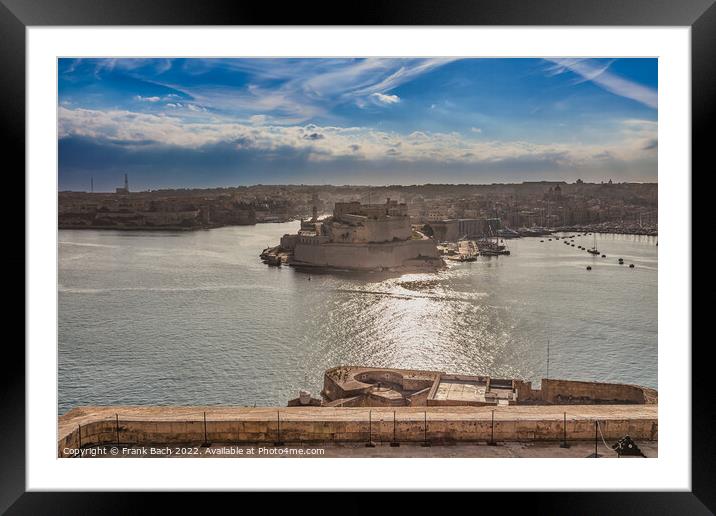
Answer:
293, 239, 441, 270
538, 379, 658, 404
326, 217, 412, 243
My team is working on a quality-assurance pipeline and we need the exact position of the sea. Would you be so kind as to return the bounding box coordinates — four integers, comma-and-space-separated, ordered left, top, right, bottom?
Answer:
58, 223, 657, 413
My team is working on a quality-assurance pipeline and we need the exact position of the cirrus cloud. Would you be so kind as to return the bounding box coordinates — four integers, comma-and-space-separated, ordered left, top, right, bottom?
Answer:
371, 92, 400, 105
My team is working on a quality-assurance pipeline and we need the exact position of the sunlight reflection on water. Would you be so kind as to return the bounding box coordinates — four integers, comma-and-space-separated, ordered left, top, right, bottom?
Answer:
59, 225, 657, 413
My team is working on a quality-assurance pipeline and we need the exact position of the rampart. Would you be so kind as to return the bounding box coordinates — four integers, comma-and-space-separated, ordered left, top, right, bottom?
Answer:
322, 366, 657, 407
515, 379, 658, 405
292, 239, 441, 270
58, 405, 658, 457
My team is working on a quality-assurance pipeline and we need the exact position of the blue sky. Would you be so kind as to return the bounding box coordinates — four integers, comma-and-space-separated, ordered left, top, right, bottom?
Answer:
58, 58, 657, 191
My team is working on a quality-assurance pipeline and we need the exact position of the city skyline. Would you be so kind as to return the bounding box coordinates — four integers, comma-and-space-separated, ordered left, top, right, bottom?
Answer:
58, 58, 658, 191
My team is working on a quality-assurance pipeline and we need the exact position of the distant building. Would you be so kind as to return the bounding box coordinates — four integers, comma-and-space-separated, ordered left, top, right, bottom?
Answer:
115, 174, 129, 194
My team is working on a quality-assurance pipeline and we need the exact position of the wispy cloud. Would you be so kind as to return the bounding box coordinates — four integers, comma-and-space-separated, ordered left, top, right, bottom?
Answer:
134, 95, 161, 102
352, 58, 455, 97
150, 58, 453, 123
545, 59, 657, 109
372, 93, 400, 105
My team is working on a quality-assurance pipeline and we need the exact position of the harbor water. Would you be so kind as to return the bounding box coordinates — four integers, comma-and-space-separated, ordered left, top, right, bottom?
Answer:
58, 224, 657, 414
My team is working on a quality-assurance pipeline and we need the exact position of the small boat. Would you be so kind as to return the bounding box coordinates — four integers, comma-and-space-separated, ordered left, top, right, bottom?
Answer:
571, 244, 575, 247
540, 240, 544, 243
586, 266, 592, 270
629, 264, 635, 268
601, 254, 606, 258
587, 233, 600, 255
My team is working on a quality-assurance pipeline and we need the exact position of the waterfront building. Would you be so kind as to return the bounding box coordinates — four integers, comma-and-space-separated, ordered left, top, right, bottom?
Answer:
276, 198, 444, 271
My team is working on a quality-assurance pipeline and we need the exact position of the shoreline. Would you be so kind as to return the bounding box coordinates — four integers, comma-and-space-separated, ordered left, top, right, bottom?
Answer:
58, 224, 657, 238
552, 227, 657, 237
58, 220, 295, 232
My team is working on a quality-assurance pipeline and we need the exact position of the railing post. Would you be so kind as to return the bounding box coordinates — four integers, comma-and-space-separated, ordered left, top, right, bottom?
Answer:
560, 411, 570, 448
274, 410, 284, 446
421, 411, 431, 447
200, 411, 211, 448
390, 410, 399, 447
595, 420, 598, 457
586, 420, 601, 458
366, 410, 375, 447
488, 409, 496, 446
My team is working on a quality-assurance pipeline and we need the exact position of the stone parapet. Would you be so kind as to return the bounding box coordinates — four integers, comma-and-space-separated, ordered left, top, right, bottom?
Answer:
58, 405, 657, 457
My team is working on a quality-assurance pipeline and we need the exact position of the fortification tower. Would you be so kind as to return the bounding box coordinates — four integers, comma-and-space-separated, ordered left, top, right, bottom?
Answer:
311, 192, 318, 222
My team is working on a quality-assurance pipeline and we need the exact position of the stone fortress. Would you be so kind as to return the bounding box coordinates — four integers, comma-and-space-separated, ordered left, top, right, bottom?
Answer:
270, 198, 445, 271
58, 366, 658, 456
314, 366, 657, 408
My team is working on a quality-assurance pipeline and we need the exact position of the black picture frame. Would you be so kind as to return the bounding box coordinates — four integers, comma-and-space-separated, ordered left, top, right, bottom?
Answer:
4, 0, 709, 512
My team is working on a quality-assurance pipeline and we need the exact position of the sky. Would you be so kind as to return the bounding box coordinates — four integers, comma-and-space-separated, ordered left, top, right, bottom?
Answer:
58, 58, 658, 191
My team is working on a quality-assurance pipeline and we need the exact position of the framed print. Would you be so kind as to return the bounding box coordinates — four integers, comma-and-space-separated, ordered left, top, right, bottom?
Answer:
5, 0, 711, 511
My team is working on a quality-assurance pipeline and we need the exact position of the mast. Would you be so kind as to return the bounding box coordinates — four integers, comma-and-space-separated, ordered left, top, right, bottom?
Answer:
546, 339, 550, 378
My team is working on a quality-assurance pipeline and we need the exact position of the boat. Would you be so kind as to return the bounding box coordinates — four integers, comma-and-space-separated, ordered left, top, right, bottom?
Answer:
586, 266, 592, 270
587, 233, 600, 255
629, 264, 635, 268
478, 228, 511, 256
497, 227, 521, 239
517, 226, 551, 237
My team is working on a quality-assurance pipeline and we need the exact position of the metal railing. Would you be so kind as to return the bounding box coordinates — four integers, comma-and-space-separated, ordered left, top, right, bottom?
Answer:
63, 408, 655, 457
